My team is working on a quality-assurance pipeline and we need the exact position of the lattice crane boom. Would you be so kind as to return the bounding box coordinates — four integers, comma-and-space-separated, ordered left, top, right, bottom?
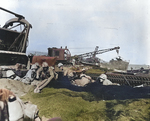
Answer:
77, 46, 120, 58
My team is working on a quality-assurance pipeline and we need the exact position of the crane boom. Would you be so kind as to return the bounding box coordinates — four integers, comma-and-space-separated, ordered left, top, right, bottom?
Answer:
0, 7, 25, 19
77, 46, 120, 58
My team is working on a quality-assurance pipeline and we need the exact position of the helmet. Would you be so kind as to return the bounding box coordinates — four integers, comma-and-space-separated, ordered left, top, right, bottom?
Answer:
58, 63, 63, 68
81, 68, 86, 72
99, 74, 107, 80
31, 64, 37, 69
42, 62, 48, 67
6, 70, 15, 78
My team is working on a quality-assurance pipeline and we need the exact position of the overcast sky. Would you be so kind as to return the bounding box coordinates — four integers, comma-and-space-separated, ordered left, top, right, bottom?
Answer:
0, 0, 150, 65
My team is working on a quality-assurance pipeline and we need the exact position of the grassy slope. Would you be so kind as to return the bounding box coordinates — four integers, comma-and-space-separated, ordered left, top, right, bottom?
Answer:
22, 88, 150, 121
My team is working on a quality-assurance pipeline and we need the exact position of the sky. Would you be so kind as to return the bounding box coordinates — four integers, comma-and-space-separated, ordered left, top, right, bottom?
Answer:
0, 0, 150, 65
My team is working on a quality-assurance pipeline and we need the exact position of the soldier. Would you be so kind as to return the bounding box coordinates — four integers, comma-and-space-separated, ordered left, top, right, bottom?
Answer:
58, 63, 75, 76
36, 62, 50, 80
72, 69, 95, 87
57, 63, 64, 80
98, 74, 120, 86
98, 74, 113, 85
21, 64, 38, 84
34, 62, 58, 93
58, 63, 64, 71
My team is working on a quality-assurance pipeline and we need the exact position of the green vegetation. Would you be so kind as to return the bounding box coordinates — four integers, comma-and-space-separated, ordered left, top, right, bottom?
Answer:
86, 66, 113, 75
85, 68, 110, 78
22, 88, 150, 121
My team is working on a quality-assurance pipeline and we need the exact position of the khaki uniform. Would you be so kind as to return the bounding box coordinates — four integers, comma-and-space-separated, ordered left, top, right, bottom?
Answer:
34, 67, 58, 93
72, 74, 94, 87
64, 67, 74, 77
102, 79, 113, 85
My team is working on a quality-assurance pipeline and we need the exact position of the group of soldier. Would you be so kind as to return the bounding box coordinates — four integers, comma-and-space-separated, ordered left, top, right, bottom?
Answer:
0, 61, 67, 121
0, 60, 118, 94
19, 62, 64, 93
17, 61, 96, 93
0, 61, 120, 121
19, 61, 118, 93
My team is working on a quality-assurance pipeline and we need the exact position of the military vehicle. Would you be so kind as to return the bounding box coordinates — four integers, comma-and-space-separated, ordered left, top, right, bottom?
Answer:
74, 46, 129, 70
48, 46, 72, 65
0, 7, 32, 66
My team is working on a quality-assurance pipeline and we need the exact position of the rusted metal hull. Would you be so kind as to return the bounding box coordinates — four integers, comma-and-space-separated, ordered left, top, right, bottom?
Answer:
48, 47, 72, 65
89, 73, 150, 87
100, 60, 129, 70
0, 50, 28, 65
32, 56, 57, 66
0, 7, 32, 66
0, 28, 26, 52
106, 73, 150, 86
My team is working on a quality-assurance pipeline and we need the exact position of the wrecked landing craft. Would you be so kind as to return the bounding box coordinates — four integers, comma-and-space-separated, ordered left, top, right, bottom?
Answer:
0, 7, 32, 65
73, 46, 129, 70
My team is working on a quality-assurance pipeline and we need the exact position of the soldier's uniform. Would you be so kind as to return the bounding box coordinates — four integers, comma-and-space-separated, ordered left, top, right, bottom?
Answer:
34, 62, 58, 93
99, 74, 113, 85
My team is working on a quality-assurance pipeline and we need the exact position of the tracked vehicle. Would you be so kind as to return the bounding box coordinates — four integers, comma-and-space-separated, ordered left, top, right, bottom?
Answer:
0, 7, 32, 66
74, 46, 129, 70
48, 46, 72, 65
